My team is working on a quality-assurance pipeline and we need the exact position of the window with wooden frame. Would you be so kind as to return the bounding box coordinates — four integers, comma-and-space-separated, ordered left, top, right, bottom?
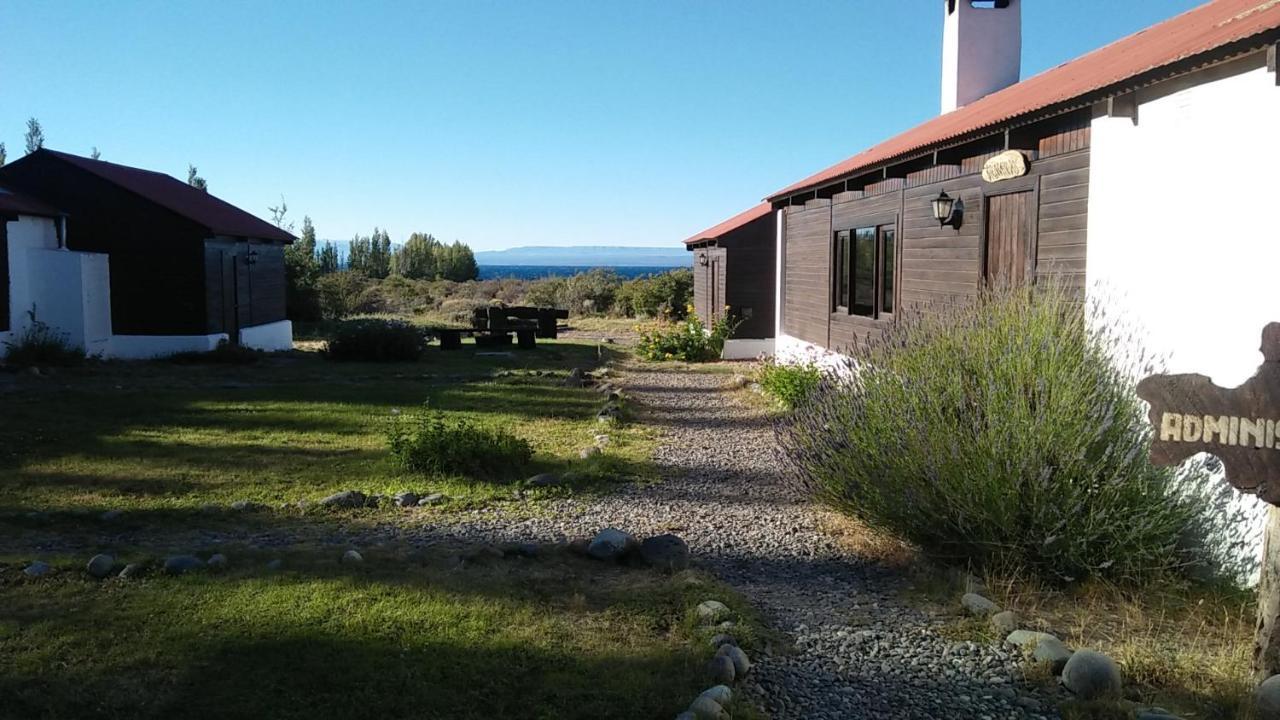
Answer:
833, 223, 895, 319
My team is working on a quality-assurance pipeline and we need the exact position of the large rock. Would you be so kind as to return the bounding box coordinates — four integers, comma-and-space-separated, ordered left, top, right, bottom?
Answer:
715, 644, 752, 676
698, 686, 732, 706
1005, 629, 1059, 650
319, 490, 367, 508
990, 610, 1020, 634
342, 550, 364, 564
586, 528, 637, 561
688, 695, 728, 720
164, 555, 205, 575
706, 655, 735, 684
579, 446, 601, 460
393, 492, 419, 508
709, 634, 736, 649
526, 473, 561, 488
638, 534, 690, 572
697, 600, 732, 624
23, 561, 51, 577
86, 554, 115, 579
1033, 636, 1074, 674
1257, 674, 1280, 718
961, 592, 999, 617
206, 554, 228, 570
1062, 649, 1122, 700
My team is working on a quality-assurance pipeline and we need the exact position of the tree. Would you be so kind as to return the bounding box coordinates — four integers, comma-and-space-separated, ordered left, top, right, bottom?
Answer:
0, 143, 6, 168
187, 164, 207, 191
392, 232, 441, 279
24, 118, 44, 154
318, 241, 340, 274
267, 195, 295, 233
284, 215, 321, 321
348, 228, 392, 279
90, 147, 101, 160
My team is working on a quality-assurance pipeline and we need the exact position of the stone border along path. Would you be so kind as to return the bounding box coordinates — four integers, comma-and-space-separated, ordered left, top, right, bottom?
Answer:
413, 364, 1065, 719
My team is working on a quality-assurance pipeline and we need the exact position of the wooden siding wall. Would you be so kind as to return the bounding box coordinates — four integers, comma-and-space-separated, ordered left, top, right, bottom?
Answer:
720, 213, 776, 339
781, 147, 1090, 351
0, 154, 211, 335
691, 246, 727, 329
0, 222, 9, 332
782, 200, 831, 345
203, 242, 288, 334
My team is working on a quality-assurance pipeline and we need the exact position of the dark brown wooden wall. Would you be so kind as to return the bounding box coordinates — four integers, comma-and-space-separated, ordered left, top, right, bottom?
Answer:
692, 247, 727, 328
203, 242, 288, 334
781, 145, 1090, 351
0, 222, 9, 333
720, 213, 776, 339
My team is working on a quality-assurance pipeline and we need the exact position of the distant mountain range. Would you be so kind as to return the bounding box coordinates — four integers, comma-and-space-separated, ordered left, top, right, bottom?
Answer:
473, 246, 690, 267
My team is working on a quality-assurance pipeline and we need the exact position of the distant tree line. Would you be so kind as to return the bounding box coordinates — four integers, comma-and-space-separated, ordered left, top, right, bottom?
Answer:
276, 204, 479, 321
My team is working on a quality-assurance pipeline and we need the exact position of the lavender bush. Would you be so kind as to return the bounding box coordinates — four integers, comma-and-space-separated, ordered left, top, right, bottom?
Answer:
776, 285, 1250, 584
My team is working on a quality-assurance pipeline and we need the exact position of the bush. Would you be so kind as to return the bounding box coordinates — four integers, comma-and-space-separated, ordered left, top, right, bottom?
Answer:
758, 359, 823, 410
2, 309, 85, 368
324, 319, 428, 362
388, 407, 533, 482
615, 269, 692, 319
317, 271, 376, 320
636, 310, 737, 362
776, 285, 1243, 585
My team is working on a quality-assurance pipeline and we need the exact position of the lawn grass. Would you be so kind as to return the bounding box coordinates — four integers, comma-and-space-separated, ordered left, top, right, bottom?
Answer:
0, 338, 761, 719
0, 339, 652, 525
0, 545, 755, 720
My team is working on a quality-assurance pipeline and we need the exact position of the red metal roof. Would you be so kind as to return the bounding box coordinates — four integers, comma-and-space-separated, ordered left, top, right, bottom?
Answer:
769, 0, 1280, 200
41, 150, 295, 242
0, 185, 62, 218
684, 202, 773, 245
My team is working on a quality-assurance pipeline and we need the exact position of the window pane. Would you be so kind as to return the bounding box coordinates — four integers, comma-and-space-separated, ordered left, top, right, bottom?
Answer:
852, 227, 875, 316
835, 231, 850, 309
881, 226, 895, 314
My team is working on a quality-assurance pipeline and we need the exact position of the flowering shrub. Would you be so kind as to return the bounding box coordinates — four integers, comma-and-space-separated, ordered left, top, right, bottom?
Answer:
388, 406, 533, 482
776, 284, 1248, 584
2, 308, 85, 368
635, 306, 737, 362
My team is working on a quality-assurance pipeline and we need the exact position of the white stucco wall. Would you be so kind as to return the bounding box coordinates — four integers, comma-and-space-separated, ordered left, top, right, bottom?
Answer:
721, 338, 774, 361
1088, 52, 1280, 576
941, 0, 1021, 113
108, 333, 230, 360
4, 215, 60, 337
239, 319, 294, 352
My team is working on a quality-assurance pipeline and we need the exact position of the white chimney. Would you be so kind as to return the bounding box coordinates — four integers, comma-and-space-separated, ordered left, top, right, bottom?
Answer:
941, 0, 1021, 114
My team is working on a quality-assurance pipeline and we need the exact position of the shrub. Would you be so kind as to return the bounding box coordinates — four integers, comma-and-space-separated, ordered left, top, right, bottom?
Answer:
388, 407, 533, 482
316, 271, 376, 320
324, 319, 427, 362
757, 359, 823, 410
168, 340, 261, 365
2, 308, 85, 367
615, 269, 692, 319
636, 310, 738, 362
776, 284, 1246, 585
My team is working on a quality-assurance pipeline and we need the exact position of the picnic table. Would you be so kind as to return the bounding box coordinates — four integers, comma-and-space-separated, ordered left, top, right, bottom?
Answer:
428, 306, 567, 351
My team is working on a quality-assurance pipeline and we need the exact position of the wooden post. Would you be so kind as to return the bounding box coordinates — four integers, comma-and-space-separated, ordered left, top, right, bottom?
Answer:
1257, 505, 1280, 682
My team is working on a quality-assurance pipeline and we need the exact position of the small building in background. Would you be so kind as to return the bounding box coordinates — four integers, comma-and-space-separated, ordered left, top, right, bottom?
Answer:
0, 149, 295, 359
684, 202, 776, 360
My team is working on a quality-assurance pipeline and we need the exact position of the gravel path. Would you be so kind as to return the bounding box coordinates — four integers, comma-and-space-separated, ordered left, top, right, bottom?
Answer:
420, 364, 1064, 720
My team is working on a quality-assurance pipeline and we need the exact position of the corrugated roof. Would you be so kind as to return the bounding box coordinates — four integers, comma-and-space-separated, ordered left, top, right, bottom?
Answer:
0, 185, 62, 218
684, 202, 773, 245
769, 0, 1280, 200
40, 150, 295, 242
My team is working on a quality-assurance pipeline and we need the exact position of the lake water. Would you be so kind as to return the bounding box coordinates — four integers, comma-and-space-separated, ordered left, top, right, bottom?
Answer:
477, 265, 688, 280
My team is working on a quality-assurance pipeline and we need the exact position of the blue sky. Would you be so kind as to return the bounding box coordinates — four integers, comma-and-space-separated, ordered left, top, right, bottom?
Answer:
2, 1, 1202, 250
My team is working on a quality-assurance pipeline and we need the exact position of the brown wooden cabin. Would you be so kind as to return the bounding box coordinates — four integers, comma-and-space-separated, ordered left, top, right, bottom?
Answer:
683, 202, 775, 340
0, 150, 294, 340
766, 0, 1280, 355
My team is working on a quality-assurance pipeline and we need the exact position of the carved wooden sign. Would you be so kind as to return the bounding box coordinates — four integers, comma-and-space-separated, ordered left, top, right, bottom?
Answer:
981, 150, 1029, 183
1136, 323, 1280, 505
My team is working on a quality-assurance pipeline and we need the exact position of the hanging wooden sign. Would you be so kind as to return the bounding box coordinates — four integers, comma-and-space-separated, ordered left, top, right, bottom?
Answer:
1136, 322, 1280, 504
981, 150, 1029, 183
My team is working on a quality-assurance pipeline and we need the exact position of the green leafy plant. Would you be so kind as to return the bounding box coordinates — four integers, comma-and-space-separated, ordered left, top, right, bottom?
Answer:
388, 406, 533, 482
636, 307, 738, 362
757, 359, 823, 410
324, 319, 427, 362
776, 284, 1250, 585
2, 307, 85, 368
614, 269, 692, 319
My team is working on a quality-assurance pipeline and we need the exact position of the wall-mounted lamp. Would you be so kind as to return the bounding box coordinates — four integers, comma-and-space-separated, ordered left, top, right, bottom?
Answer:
245, 248, 259, 266
698, 253, 709, 266
932, 190, 964, 229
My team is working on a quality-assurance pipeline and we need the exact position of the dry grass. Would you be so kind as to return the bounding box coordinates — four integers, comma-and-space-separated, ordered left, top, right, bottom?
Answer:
817, 510, 919, 570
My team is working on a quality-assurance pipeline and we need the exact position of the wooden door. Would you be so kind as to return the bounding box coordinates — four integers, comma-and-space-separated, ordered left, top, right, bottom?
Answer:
709, 257, 721, 322
984, 191, 1035, 288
